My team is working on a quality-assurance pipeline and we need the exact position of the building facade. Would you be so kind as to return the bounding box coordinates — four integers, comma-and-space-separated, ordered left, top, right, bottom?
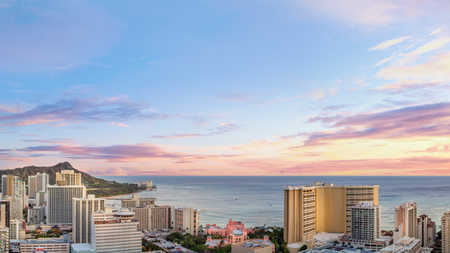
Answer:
204, 219, 258, 246
72, 195, 105, 244
121, 194, 156, 208
379, 237, 422, 253
417, 214, 436, 248
442, 212, 450, 253
131, 205, 172, 231
4, 196, 23, 220
56, 170, 82, 186
12, 180, 27, 208
28, 206, 46, 225
394, 201, 418, 242
91, 210, 142, 253
174, 207, 200, 235
28, 173, 49, 198
0, 227, 8, 253
284, 181, 379, 243
46, 185, 86, 224
19, 235, 71, 253
351, 201, 381, 240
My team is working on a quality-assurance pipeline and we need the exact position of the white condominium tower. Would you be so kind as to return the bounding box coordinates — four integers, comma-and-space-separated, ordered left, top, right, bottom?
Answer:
72, 195, 105, 244
131, 205, 172, 231
442, 212, 450, 253
174, 207, 200, 235
12, 180, 26, 208
46, 185, 86, 224
394, 201, 418, 242
56, 170, 82, 186
351, 201, 381, 240
91, 210, 141, 253
28, 173, 49, 198
284, 181, 379, 243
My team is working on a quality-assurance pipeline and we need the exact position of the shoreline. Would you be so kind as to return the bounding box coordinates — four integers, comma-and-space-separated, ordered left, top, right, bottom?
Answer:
101, 189, 146, 199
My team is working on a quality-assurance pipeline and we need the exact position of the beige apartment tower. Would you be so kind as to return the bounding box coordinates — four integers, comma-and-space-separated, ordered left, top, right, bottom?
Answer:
72, 195, 105, 244
284, 181, 379, 244
394, 201, 418, 242
174, 207, 200, 235
131, 205, 172, 231
442, 212, 450, 253
56, 170, 82, 186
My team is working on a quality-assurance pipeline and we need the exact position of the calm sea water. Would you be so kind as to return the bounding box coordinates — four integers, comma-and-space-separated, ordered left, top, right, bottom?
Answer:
97, 176, 450, 230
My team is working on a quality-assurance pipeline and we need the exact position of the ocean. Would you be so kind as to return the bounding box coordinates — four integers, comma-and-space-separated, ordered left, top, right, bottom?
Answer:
97, 176, 450, 230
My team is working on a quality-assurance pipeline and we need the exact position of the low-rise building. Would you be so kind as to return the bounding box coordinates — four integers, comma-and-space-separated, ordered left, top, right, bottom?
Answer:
71, 243, 97, 253
380, 237, 424, 253
19, 234, 71, 253
231, 237, 275, 253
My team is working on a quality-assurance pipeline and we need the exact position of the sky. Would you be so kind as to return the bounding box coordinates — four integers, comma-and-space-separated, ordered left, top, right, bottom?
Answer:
1, 0, 450, 176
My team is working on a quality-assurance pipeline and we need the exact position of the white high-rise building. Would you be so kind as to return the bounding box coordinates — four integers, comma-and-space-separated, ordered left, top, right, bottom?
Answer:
28, 206, 45, 225
12, 180, 27, 208
9, 218, 22, 240
4, 196, 23, 220
394, 201, 418, 242
351, 201, 381, 240
442, 212, 450, 253
91, 210, 142, 253
72, 195, 105, 244
174, 207, 200, 235
131, 205, 172, 231
35, 191, 46, 207
56, 170, 82, 186
46, 185, 86, 224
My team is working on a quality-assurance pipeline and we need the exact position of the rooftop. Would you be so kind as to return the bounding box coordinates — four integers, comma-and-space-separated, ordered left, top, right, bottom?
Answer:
71, 243, 96, 251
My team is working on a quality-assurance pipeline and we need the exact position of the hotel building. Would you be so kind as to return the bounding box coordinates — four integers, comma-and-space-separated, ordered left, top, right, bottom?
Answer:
131, 205, 172, 231
46, 185, 86, 224
417, 214, 436, 248
174, 207, 200, 235
442, 212, 450, 253
72, 195, 105, 244
56, 170, 82, 186
121, 194, 156, 208
284, 181, 379, 243
351, 201, 381, 240
91, 210, 142, 253
0, 201, 9, 253
394, 201, 418, 242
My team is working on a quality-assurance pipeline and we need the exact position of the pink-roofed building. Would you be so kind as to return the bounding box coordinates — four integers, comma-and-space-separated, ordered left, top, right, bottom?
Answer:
206, 235, 275, 251
204, 219, 267, 248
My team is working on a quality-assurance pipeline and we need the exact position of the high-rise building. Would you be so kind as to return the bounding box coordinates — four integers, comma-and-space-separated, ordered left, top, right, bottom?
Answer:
4, 196, 23, 220
1, 175, 18, 197
442, 212, 450, 253
174, 207, 200, 235
131, 205, 172, 231
0, 201, 10, 253
28, 173, 49, 198
72, 195, 105, 244
394, 201, 418, 242
9, 218, 23, 240
28, 175, 37, 198
121, 194, 156, 208
417, 214, 436, 248
46, 185, 86, 224
56, 170, 82, 186
91, 210, 142, 253
284, 181, 379, 243
351, 201, 381, 240
12, 180, 27, 208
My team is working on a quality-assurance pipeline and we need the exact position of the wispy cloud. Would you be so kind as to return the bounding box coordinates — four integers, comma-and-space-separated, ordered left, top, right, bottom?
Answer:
149, 123, 242, 139
21, 138, 76, 144
369, 36, 412, 51
0, 96, 180, 127
429, 27, 446, 35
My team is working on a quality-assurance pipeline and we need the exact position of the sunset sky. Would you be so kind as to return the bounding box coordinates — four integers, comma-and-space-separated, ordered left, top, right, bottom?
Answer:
1, 0, 450, 176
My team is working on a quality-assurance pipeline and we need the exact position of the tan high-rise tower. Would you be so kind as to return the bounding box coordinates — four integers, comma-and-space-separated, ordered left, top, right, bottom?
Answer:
56, 170, 82, 186
441, 212, 450, 253
394, 201, 417, 241
284, 181, 379, 244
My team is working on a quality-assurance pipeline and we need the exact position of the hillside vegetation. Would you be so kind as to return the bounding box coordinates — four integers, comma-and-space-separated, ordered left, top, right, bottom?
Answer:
0, 162, 141, 197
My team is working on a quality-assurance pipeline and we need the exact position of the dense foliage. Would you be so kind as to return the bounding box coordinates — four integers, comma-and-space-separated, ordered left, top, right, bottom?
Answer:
86, 180, 143, 197
142, 238, 165, 252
